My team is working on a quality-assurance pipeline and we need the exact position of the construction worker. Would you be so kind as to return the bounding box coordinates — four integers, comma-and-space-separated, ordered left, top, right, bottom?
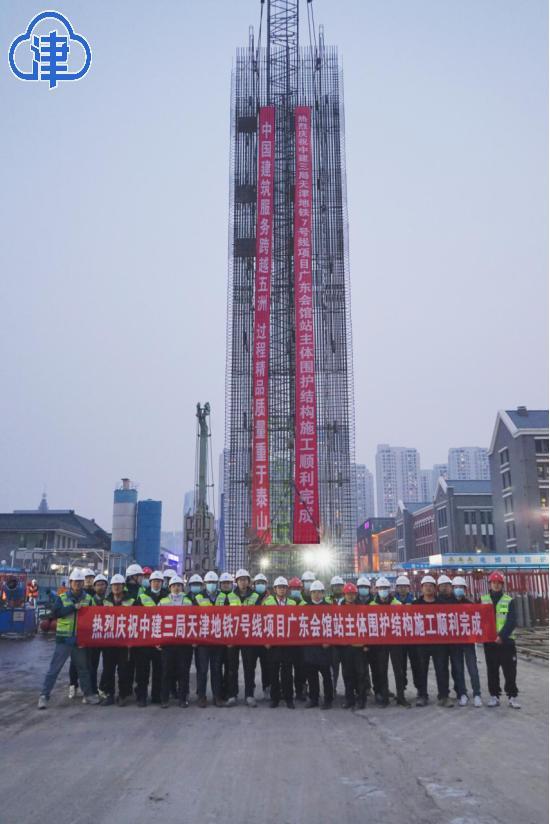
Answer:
26, 578, 39, 605
249, 572, 271, 700
328, 575, 345, 693
141, 566, 153, 588
124, 563, 147, 696
452, 576, 483, 707
287, 576, 308, 702
301, 570, 316, 603
394, 575, 423, 701
371, 577, 410, 707
100, 574, 135, 706
37, 569, 100, 709
481, 571, 520, 709
340, 582, 369, 709
192, 573, 226, 707
163, 568, 175, 595
134, 571, 165, 706
89, 574, 108, 697
415, 575, 453, 707
68, 567, 96, 698
159, 575, 193, 708
263, 577, 297, 708
208, 571, 235, 702
436, 574, 467, 704
303, 581, 333, 709
224, 569, 259, 706
356, 576, 372, 604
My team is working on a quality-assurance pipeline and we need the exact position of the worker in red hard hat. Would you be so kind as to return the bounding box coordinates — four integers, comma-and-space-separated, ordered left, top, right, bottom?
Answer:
340, 583, 369, 710
481, 572, 520, 709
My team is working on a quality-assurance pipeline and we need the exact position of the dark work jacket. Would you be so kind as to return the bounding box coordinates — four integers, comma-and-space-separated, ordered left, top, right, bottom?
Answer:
436, 593, 458, 604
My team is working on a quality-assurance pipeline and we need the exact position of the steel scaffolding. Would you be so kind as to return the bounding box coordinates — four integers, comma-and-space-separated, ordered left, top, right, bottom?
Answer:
224, 3, 356, 576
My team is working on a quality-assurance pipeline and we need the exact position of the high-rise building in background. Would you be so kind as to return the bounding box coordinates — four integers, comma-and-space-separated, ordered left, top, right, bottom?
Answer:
111, 478, 138, 556
224, 1, 356, 574
183, 490, 194, 517
375, 445, 421, 517
448, 447, 490, 480
432, 463, 448, 490
355, 464, 375, 522
419, 469, 433, 503
135, 499, 162, 569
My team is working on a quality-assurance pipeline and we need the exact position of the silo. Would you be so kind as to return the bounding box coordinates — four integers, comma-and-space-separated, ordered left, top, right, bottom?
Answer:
135, 499, 162, 569
111, 478, 137, 556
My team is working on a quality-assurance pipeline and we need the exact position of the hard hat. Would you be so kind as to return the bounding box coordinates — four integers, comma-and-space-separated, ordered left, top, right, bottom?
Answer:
204, 571, 219, 583
451, 576, 467, 587
69, 569, 85, 582
437, 575, 452, 586
188, 574, 204, 584
142, 566, 153, 575
288, 577, 302, 588
110, 574, 125, 585
488, 571, 505, 583
375, 577, 391, 588
83, 568, 95, 578
273, 576, 288, 587
330, 575, 344, 586
31, 579, 37, 585
163, 569, 175, 579
421, 575, 436, 585
169, 575, 184, 587
235, 568, 250, 580
93, 574, 108, 584
219, 572, 234, 583
357, 576, 371, 586
126, 563, 144, 577
310, 580, 325, 592
149, 571, 164, 582
343, 582, 358, 594
301, 570, 315, 581
254, 573, 268, 583
395, 575, 411, 586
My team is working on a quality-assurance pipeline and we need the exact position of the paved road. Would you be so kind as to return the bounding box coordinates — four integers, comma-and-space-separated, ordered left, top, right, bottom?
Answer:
0, 635, 547, 824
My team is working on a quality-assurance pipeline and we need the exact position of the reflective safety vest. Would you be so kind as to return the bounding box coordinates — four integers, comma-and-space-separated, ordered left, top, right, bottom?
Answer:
481, 593, 516, 639
56, 592, 93, 639
372, 597, 401, 606
104, 596, 135, 607
227, 590, 259, 606
159, 595, 192, 606
138, 592, 163, 607
194, 592, 227, 607
262, 596, 298, 606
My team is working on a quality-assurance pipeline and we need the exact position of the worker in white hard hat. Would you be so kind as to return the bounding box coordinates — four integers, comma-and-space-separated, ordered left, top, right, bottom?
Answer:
191, 573, 226, 708
413, 575, 452, 707
436, 573, 467, 707
251, 574, 272, 700
37, 568, 100, 710
83, 569, 96, 597
370, 578, 410, 708
451, 576, 482, 707
301, 570, 316, 602
125, 564, 145, 599
303, 581, 334, 709
222, 569, 258, 706
99, 575, 136, 707
88, 574, 109, 699
262, 577, 297, 708
159, 576, 193, 708
134, 572, 166, 706
392, 575, 423, 704
356, 576, 372, 605
218, 571, 234, 596
124, 563, 148, 707
327, 575, 345, 695
163, 568, 175, 593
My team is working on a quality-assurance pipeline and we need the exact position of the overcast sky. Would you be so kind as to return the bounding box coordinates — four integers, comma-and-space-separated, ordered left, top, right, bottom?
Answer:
1, 0, 547, 531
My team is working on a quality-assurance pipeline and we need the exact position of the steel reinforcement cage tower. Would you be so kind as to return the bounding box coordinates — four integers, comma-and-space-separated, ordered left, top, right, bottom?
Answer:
224, 1, 356, 576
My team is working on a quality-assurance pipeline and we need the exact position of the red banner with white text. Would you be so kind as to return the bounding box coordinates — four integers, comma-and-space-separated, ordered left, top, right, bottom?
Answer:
293, 105, 320, 543
251, 106, 275, 544
77, 604, 496, 647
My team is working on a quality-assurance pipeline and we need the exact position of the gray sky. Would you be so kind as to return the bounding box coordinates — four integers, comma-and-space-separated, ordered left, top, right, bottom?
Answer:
1, 0, 547, 532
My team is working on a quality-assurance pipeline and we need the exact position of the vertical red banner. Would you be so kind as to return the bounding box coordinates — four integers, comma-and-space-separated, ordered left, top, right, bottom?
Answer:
251, 106, 275, 544
293, 106, 320, 544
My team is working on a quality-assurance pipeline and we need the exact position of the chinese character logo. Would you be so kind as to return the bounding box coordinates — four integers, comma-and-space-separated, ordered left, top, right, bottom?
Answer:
9, 11, 91, 89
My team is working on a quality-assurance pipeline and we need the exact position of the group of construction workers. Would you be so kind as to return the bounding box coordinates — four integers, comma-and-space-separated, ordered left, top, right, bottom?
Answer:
37, 564, 520, 711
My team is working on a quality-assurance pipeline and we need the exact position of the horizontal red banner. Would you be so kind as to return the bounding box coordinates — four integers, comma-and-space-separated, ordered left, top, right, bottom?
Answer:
77, 604, 496, 647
